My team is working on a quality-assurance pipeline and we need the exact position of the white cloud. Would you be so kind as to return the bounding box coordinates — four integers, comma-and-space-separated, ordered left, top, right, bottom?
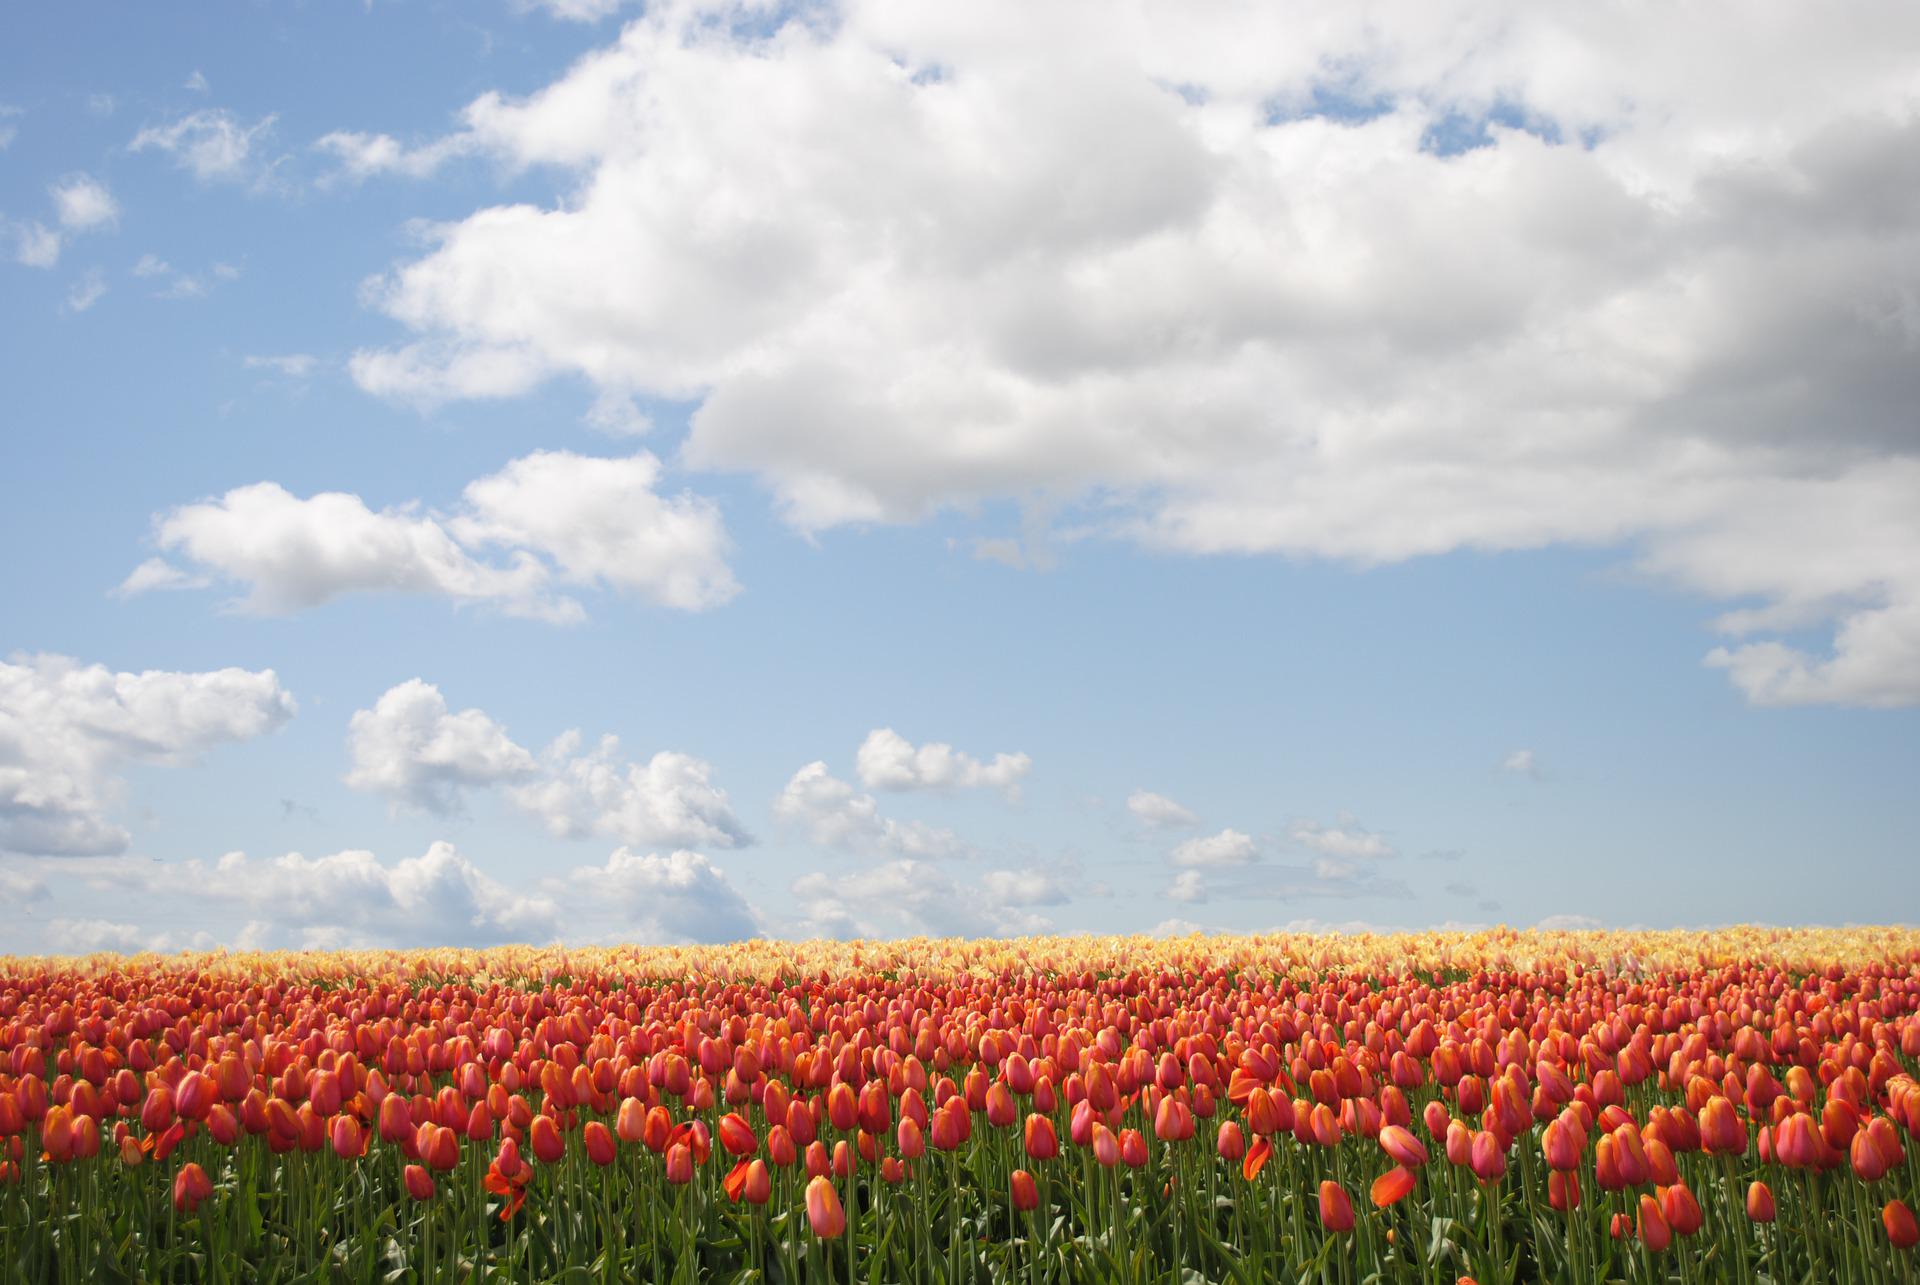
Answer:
560, 848, 760, 942
0, 653, 295, 857
1151, 917, 1205, 937
343, 680, 749, 847
44, 918, 166, 953
791, 858, 1055, 938
13, 221, 60, 269
183, 70, 210, 93
345, 679, 536, 813
510, 733, 749, 849
1127, 789, 1197, 829
0, 866, 49, 903
1289, 819, 1395, 860
773, 761, 967, 859
1165, 869, 1207, 903
1501, 749, 1538, 777
448, 450, 737, 612
1535, 913, 1605, 932
516, 0, 627, 20
130, 109, 276, 182
334, 2, 1920, 707
126, 449, 735, 621
50, 175, 117, 231
1171, 827, 1257, 868
0, 104, 19, 149
167, 842, 559, 948
313, 130, 478, 184
244, 353, 320, 378
853, 727, 1030, 797
63, 269, 107, 314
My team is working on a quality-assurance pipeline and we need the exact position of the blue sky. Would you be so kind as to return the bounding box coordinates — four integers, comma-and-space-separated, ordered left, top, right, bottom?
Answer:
3, 1, 1916, 952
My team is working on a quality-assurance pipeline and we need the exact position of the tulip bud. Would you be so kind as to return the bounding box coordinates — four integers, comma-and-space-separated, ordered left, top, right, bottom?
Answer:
403, 1164, 436, 1202
1010, 1168, 1039, 1212
1318, 1180, 1355, 1233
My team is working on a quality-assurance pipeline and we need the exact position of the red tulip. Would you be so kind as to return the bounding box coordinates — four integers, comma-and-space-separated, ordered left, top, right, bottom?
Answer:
1548, 1170, 1581, 1212
1024, 1113, 1058, 1161
1216, 1121, 1245, 1163
1011, 1168, 1039, 1212
1661, 1183, 1703, 1237
665, 1141, 694, 1185
719, 1112, 757, 1158
584, 1121, 615, 1167
173, 1162, 213, 1216
529, 1115, 564, 1165
1637, 1194, 1671, 1253
403, 1164, 436, 1202
1119, 1128, 1149, 1168
1746, 1181, 1775, 1223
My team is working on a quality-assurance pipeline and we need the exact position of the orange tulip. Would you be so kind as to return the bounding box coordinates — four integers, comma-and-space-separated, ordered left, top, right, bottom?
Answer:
1010, 1168, 1039, 1212
1370, 1165, 1416, 1208
1379, 1124, 1427, 1168
1637, 1194, 1671, 1253
1885, 1200, 1918, 1250
529, 1115, 564, 1165
584, 1121, 615, 1167
1216, 1121, 1245, 1162
806, 1175, 846, 1238
1746, 1180, 1775, 1223
1318, 1180, 1354, 1233
665, 1141, 694, 1185
1660, 1183, 1703, 1237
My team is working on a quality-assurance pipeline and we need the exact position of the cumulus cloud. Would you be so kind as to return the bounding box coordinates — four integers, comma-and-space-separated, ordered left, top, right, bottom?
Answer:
345, 679, 536, 813
561, 848, 760, 943
1170, 828, 1257, 868
0, 653, 295, 857
50, 175, 117, 231
1127, 789, 1197, 829
0, 866, 49, 903
12, 221, 60, 268
854, 727, 1030, 797
125, 449, 735, 621
164, 842, 559, 949
791, 858, 1059, 938
330, 1, 1920, 707
130, 109, 276, 182
343, 680, 749, 847
1164, 870, 1207, 903
773, 762, 967, 859
510, 733, 749, 850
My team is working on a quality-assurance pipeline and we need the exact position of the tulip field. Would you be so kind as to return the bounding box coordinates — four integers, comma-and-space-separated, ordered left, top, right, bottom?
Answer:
3, 929, 1920, 1282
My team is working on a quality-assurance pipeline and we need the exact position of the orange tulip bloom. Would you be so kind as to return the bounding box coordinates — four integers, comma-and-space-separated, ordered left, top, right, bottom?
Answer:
1885, 1200, 1918, 1251
1637, 1194, 1671, 1253
1378, 1124, 1427, 1168
1318, 1180, 1354, 1233
1370, 1165, 1416, 1208
1746, 1181, 1775, 1223
805, 1176, 846, 1238
1010, 1168, 1039, 1212
584, 1121, 615, 1167
529, 1115, 564, 1165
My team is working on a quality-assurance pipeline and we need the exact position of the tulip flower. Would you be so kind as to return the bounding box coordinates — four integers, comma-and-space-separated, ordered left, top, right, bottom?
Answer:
1318, 1180, 1355, 1233
1024, 1113, 1058, 1161
584, 1121, 615, 1167
403, 1164, 436, 1202
1379, 1123, 1428, 1168
1746, 1180, 1775, 1223
1370, 1165, 1416, 1208
1637, 1194, 1671, 1253
173, 1162, 213, 1216
1011, 1168, 1039, 1213
1216, 1121, 1245, 1163
806, 1175, 846, 1238
1885, 1200, 1918, 1251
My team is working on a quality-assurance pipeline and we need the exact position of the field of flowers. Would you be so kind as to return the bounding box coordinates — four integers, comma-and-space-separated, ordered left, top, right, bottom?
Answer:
2, 927, 1919, 1283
